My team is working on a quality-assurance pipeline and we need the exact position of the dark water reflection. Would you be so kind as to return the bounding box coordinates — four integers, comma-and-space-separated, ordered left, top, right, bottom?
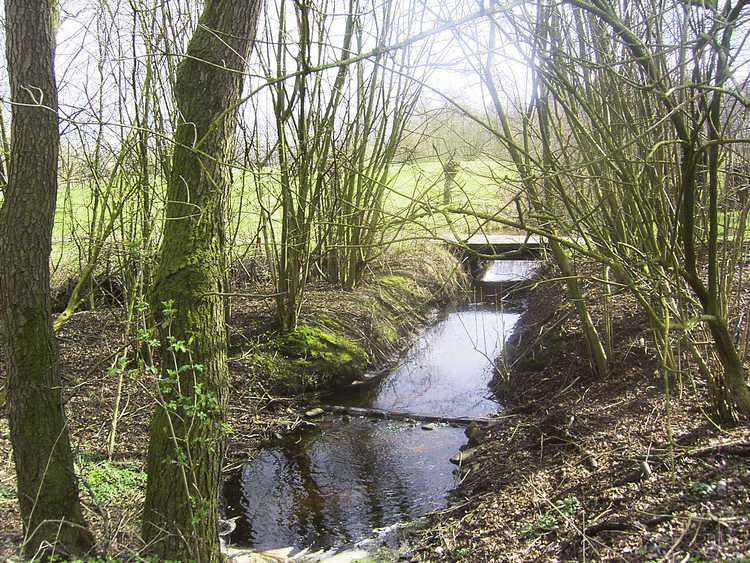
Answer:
223, 420, 466, 551
222, 299, 523, 551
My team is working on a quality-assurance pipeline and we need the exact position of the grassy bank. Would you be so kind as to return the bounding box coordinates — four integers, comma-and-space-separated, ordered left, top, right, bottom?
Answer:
226, 241, 468, 396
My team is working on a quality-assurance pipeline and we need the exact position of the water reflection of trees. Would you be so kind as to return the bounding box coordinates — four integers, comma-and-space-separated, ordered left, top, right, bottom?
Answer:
374, 309, 519, 417
233, 421, 464, 550
229, 306, 517, 549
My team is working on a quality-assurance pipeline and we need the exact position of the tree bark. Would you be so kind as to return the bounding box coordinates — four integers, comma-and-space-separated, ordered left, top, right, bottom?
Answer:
0, 0, 95, 558
141, 1, 261, 561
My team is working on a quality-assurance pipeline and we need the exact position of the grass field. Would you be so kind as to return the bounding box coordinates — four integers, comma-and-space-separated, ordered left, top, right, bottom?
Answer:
46, 158, 519, 276
381, 158, 520, 237
224, 158, 520, 243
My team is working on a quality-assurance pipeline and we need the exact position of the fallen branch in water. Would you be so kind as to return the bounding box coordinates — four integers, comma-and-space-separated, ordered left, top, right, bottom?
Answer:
313, 404, 500, 426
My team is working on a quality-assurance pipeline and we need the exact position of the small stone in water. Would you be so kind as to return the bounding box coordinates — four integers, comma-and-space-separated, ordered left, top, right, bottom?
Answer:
305, 407, 325, 418
422, 423, 436, 431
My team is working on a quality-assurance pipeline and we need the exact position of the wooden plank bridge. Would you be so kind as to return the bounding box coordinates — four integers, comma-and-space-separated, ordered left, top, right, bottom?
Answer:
446, 233, 546, 257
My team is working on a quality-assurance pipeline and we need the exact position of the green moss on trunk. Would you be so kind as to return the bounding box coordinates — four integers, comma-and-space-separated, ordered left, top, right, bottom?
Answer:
0, 0, 94, 557
141, 1, 262, 561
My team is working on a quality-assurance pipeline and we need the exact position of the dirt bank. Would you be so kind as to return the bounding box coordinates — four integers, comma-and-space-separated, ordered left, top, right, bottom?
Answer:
412, 263, 750, 562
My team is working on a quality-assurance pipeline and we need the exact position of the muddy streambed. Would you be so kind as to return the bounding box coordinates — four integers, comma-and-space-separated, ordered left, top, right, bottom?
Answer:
221, 263, 533, 553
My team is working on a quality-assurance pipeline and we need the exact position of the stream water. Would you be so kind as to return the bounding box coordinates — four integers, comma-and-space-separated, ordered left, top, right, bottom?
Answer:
480, 260, 539, 284
221, 261, 535, 553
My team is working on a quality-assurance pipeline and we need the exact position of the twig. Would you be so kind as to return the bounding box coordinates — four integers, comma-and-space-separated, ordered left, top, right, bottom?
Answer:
200, 291, 286, 298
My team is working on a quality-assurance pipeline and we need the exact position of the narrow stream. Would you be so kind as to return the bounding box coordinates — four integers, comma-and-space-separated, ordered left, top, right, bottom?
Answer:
221, 261, 535, 553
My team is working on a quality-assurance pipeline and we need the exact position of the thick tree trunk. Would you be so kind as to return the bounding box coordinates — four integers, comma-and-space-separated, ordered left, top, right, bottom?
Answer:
0, 0, 95, 558
141, 1, 261, 561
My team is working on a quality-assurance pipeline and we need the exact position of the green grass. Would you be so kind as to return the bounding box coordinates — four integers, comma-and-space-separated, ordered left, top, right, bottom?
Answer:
0, 483, 16, 502
224, 158, 520, 245
45, 158, 519, 274
514, 496, 581, 539
380, 159, 520, 236
78, 458, 147, 505
718, 209, 750, 237
12, 156, 749, 278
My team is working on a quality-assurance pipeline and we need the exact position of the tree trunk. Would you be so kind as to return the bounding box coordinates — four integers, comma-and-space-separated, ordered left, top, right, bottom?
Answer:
0, 0, 95, 558
141, 1, 261, 561
443, 159, 459, 205
549, 240, 609, 378
706, 312, 750, 417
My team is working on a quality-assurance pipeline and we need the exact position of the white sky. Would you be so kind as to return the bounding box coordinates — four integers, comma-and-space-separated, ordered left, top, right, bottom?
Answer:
0, 0, 746, 156
1, 0, 521, 145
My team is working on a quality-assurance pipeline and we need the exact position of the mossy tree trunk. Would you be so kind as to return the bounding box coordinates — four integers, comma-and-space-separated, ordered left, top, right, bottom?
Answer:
0, 0, 95, 558
141, 1, 261, 561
